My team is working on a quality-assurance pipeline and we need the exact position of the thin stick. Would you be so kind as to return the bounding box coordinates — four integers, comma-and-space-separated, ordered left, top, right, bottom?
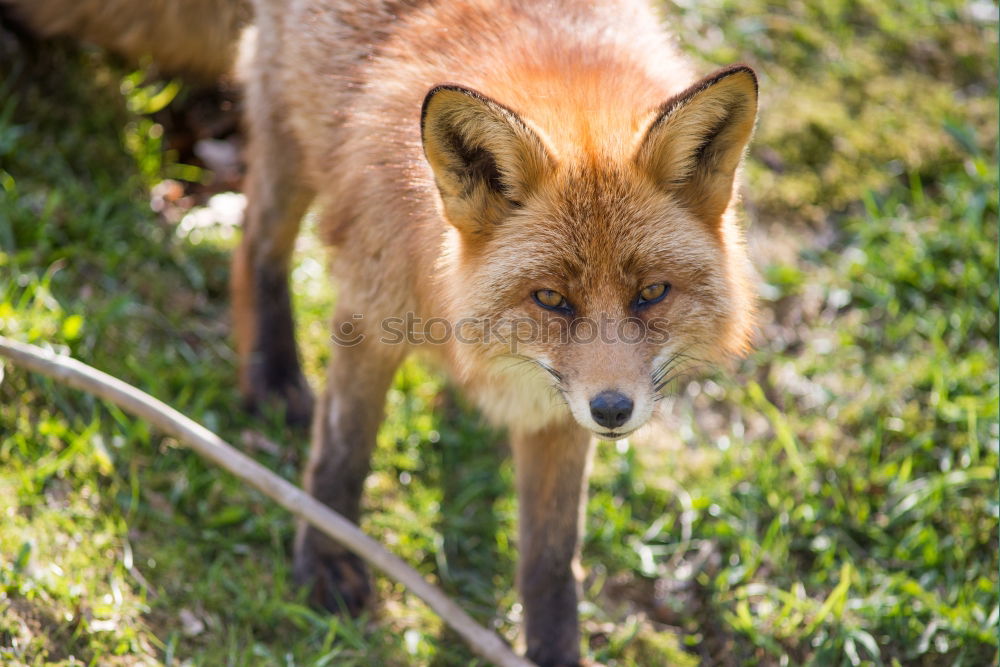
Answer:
0, 336, 531, 667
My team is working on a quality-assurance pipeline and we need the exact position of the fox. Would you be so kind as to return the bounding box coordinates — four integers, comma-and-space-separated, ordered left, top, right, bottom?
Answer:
6, 0, 759, 663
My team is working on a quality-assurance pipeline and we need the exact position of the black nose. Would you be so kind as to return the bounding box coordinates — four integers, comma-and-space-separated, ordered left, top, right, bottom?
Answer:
589, 391, 633, 429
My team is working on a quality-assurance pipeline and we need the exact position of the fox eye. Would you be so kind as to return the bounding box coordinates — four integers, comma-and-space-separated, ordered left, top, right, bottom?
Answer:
636, 283, 670, 307
533, 289, 571, 312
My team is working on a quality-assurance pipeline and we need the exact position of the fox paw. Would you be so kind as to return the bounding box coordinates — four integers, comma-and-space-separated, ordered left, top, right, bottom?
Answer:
294, 546, 372, 616
244, 371, 314, 427
528, 656, 583, 667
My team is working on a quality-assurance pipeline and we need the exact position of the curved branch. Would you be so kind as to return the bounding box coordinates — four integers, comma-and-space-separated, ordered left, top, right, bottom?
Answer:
0, 335, 531, 667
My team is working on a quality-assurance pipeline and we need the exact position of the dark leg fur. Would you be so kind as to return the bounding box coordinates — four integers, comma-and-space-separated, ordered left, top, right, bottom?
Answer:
242, 262, 314, 425
512, 421, 593, 667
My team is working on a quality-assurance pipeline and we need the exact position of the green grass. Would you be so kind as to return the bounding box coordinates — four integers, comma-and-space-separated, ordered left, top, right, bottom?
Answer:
1, 1, 997, 665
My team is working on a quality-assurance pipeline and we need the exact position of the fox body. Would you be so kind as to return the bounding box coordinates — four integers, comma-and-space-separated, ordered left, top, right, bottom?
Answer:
245, 2, 757, 662
11, 0, 759, 663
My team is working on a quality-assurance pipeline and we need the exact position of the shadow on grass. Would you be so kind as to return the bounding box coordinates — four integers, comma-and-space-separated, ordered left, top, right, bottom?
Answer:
428, 387, 514, 665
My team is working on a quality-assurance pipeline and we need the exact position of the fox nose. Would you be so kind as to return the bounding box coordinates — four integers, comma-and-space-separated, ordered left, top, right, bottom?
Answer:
589, 391, 633, 429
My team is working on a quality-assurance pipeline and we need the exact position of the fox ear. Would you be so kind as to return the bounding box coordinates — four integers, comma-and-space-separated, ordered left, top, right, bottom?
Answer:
636, 65, 758, 223
421, 85, 553, 235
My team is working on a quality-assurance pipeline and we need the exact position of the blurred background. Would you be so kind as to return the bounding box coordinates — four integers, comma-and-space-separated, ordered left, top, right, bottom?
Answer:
0, 0, 996, 664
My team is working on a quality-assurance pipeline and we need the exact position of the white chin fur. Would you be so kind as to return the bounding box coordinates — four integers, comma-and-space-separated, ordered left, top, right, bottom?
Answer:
470, 361, 570, 432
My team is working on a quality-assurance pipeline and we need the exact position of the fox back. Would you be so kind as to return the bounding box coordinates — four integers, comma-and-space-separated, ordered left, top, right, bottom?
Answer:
3, 0, 250, 79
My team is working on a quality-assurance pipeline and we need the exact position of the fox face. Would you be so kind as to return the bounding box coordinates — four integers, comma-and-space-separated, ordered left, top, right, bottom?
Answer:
422, 66, 758, 439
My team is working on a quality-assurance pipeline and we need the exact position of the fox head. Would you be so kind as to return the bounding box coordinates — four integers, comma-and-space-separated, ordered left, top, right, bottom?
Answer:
421, 66, 758, 439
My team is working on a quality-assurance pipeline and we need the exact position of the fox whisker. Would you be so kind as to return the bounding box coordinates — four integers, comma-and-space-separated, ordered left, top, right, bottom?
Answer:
548, 384, 570, 407
652, 347, 694, 385
505, 353, 563, 383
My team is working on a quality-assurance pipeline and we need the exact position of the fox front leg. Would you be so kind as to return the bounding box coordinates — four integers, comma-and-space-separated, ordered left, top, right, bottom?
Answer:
294, 317, 405, 613
511, 421, 594, 667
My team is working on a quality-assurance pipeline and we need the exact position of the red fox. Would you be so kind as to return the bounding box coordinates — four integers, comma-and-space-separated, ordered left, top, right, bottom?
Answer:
8, 0, 758, 663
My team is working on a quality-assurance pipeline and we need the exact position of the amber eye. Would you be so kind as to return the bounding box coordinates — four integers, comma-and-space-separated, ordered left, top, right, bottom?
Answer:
636, 283, 670, 307
533, 289, 571, 312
